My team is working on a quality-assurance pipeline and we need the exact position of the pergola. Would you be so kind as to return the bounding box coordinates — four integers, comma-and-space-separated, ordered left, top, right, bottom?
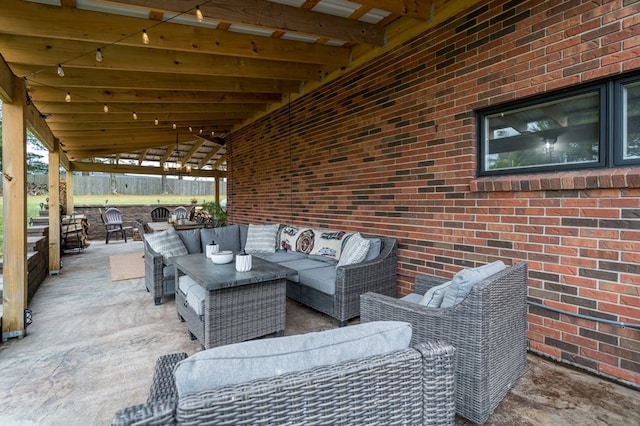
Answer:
0, 0, 481, 340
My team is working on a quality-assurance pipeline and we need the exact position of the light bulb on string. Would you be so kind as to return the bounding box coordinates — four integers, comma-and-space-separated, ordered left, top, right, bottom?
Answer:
199, 128, 203, 134
103, 104, 109, 113
196, 6, 204, 22
188, 126, 193, 132
173, 123, 177, 130
95, 48, 103, 62
142, 29, 150, 44
154, 117, 159, 125
65, 92, 71, 102
132, 112, 138, 120
57, 64, 64, 77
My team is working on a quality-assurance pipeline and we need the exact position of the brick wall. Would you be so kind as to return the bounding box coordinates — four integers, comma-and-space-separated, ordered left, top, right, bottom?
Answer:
227, 0, 640, 387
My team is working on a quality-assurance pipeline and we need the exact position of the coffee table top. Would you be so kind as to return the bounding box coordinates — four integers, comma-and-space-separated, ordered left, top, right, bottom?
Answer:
173, 253, 295, 291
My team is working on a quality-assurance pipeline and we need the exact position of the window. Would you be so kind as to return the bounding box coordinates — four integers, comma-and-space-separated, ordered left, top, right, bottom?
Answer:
620, 79, 640, 163
477, 73, 640, 176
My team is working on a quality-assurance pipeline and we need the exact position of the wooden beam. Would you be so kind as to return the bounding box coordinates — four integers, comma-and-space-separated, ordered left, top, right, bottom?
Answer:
0, 0, 351, 65
24, 102, 56, 152
12, 65, 303, 94
70, 161, 225, 178
65, 171, 74, 215
0, 53, 15, 102
108, 0, 385, 45
356, 1, 433, 20
35, 101, 268, 115
28, 86, 283, 104
2, 74, 28, 340
0, 35, 325, 82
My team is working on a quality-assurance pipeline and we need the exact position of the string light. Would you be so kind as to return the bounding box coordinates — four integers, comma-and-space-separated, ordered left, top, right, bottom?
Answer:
142, 29, 150, 44
154, 117, 159, 125
199, 128, 203, 134
103, 104, 109, 113
188, 126, 193, 132
172, 123, 177, 130
65, 92, 71, 102
57, 64, 64, 77
95, 48, 103, 62
196, 5, 204, 22
132, 112, 138, 120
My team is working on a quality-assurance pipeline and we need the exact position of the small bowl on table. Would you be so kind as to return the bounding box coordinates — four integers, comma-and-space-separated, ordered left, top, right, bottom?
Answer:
209, 250, 233, 264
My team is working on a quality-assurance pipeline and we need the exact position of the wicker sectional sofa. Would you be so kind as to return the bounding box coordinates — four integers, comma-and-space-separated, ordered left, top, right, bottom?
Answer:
143, 223, 397, 325
112, 321, 456, 425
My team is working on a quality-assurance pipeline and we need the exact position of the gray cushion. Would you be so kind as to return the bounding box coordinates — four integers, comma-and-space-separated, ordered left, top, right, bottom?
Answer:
253, 250, 308, 263
144, 227, 188, 264
174, 321, 412, 397
239, 224, 249, 249
440, 261, 506, 308
277, 259, 329, 283
200, 225, 241, 253
337, 232, 370, 267
364, 238, 382, 261
178, 275, 205, 316
400, 293, 423, 304
298, 265, 337, 295
419, 280, 451, 307
177, 229, 202, 254
244, 223, 279, 253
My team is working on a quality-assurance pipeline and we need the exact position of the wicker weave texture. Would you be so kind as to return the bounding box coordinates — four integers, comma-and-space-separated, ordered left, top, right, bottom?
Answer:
113, 342, 454, 425
176, 278, 286, 349
360, 262, 528, 425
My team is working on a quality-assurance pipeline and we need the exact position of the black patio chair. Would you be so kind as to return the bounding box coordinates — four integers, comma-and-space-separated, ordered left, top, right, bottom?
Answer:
150, 206, 170, 222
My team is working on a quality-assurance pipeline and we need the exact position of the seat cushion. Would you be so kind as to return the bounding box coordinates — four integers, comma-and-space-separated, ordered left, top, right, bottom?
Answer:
174, 321, 412, 397
244, 223, 279, 253
144, 227, 188, 263
178, 275, 205, 316
276, 259, 329, 283
253, 250, 308, 263
298, 265, 337, 295
440, 261, 506, 308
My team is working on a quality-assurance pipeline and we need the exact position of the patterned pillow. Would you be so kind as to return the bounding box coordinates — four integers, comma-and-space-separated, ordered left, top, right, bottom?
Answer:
337, 232, 370, 267
145, 227, 188, 263
279, 227, 351, 260
245, 224, 279, 253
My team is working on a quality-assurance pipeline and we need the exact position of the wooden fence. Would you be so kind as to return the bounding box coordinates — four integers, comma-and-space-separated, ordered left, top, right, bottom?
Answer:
27, 174, 225, 196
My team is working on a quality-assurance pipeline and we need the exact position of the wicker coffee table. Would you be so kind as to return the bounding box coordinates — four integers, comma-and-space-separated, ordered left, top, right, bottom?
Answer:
174, 253, 293, 349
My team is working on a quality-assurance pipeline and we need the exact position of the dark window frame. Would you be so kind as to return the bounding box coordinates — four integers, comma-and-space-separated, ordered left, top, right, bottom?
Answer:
476, 73, 640, 177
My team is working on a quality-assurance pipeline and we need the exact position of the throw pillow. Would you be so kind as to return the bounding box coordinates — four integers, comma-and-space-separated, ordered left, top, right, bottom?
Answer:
244, 223, 279, 253
419, 280, 452, 307
439, 261, 506, 308
337, 232, 370, 267
173, 321, 412, 397
144, 227, 188, 263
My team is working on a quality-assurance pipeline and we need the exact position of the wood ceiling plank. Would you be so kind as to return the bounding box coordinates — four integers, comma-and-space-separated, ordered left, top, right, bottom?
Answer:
70, 161, 222, 178
356, 1, 433, 20
0, 35, 324, 81
44, 111, 250, 123
47, 120, 235, 131
0, 0, 350, 66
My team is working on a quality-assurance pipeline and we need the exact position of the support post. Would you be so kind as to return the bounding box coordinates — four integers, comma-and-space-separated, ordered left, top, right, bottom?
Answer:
48, 147, 61, 274
2, 74, 28, 340
65, 171, 74, 214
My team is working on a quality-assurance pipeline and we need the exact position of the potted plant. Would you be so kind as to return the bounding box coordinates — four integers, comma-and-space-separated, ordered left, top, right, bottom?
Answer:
200, 200, 227, 227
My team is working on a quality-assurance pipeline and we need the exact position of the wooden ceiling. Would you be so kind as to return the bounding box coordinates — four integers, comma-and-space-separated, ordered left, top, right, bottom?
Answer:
0, 0, 480, 176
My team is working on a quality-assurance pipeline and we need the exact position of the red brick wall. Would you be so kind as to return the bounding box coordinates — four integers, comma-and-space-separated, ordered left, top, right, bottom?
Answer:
228, 0, 640, 387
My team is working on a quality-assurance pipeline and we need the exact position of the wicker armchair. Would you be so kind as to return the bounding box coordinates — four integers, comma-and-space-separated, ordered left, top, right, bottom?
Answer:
360, 262, 528, 425
112, 341, 456, 425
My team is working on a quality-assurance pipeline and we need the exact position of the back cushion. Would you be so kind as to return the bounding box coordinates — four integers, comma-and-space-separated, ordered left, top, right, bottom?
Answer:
279, 226, 351, 261
144, 227, 188, 263
174, 321, 412, 396
244, 223, 280, 253
439, 261, 506, 308
200, 225, 241, 252
177, 229, 202, 254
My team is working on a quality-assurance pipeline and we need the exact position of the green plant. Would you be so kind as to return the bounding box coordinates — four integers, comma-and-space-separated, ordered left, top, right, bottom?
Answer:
200, 200, 227, 226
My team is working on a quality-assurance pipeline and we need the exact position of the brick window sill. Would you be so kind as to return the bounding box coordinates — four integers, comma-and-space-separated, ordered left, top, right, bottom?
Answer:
470, 167, 640, 192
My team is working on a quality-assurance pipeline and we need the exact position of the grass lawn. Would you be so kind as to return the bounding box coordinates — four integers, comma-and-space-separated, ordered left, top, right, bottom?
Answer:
0, 194, 225, 256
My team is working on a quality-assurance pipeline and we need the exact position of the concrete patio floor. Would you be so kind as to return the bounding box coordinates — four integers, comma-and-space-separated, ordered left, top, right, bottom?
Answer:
0, 240, 638, 425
